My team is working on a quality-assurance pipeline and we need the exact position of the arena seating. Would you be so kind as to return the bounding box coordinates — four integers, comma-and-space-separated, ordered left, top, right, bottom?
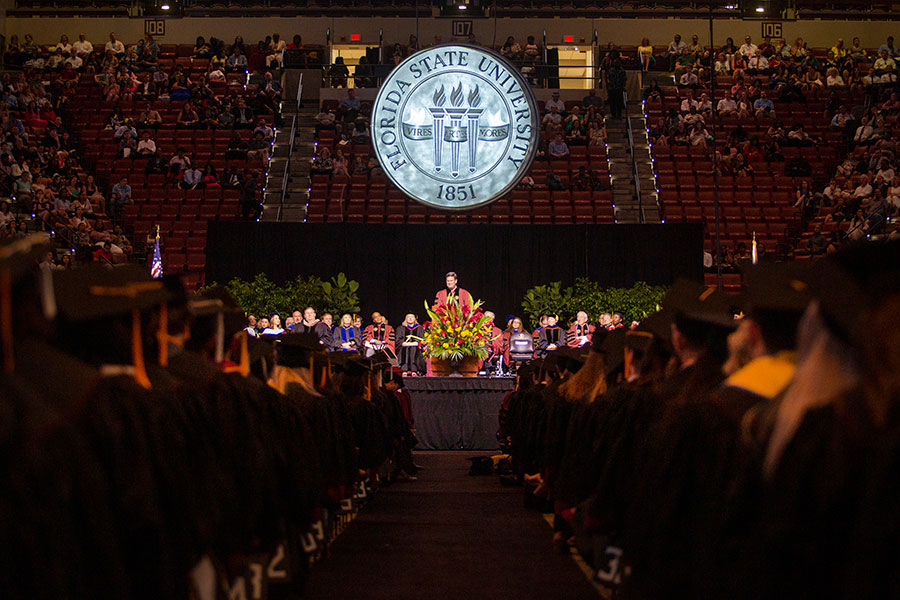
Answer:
64, 46, 274, 289
307, 99, 613, 224
647, 80, 852, 260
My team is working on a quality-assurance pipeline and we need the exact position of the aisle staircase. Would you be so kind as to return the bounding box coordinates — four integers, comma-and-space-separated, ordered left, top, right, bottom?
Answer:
261, 103, 318, 222
605, 107, 659, 223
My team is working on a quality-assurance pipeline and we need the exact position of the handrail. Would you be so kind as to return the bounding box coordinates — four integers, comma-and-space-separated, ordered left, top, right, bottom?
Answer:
277, 113, 298, 223
274, 73, 301, 222
623, 91, 644, 224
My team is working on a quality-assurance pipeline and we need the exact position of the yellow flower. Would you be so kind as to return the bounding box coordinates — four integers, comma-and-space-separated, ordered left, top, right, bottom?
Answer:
442, 343, 449, 349
478, 341, 485, 346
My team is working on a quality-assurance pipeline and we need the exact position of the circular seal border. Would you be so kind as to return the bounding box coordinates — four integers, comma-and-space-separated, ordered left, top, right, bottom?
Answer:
370, 43, 540, 212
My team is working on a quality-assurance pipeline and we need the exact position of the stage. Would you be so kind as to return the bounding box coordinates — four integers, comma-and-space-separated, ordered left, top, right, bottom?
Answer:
405, 377, 516, 450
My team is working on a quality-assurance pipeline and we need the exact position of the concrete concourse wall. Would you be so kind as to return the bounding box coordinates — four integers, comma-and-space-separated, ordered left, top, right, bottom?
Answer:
3, 15, 899, 50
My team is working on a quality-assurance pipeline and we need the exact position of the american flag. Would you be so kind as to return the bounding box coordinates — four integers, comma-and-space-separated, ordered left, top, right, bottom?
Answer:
150, 226, 163, 279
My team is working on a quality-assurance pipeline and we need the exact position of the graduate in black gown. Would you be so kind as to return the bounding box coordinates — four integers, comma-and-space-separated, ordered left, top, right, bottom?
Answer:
535, 314, 567, 358
395, 313, 426, 375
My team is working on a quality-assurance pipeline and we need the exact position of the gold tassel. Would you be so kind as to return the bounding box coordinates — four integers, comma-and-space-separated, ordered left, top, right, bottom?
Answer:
223, 334, 250, 377
157, 301, 168, 367
131, 309, 151, 389
1, 270, 13, 374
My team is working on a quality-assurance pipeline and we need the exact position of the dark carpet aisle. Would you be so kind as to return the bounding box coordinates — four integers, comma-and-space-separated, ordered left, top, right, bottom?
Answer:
303, 451, 600, 600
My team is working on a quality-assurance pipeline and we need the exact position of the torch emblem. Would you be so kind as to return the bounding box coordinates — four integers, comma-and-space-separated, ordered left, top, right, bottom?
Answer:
405, 81, 510, 178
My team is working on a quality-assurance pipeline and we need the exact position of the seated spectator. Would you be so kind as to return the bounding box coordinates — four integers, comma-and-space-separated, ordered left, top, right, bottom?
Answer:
225, 47, 249, 73
266, 33, 287, 70
564, 107, 587, 145
548, 134, 570, 159
523, 35, 540, 59
167, 148, 191, 183
118, 132, 137, 158
109, 176, 132, 222
869, 50, 898, 84
232, 98, 255, 128
72, 33, 93, 61
105, 32, 125, 58
252, 118, 275, 142
193, 36, 212, 59
717, 89, 738, 115
545, 91, 565, 115
136, 131, 157, 157
826, 66, 845, 88
642, 80, 663, 104
350, 118, 370, 144
547, 169, 565, 191
518, 174, 535, 189
181, 164, 203, 190
247, 132, 271, 164
208, 63, 226, 83
501, 36, 522, 61
678, 65, 699, 87
852, 117, 876, 144
226, 132, 249, 160
572, 166, 591, 191
753, 91, 775, 117
666, 34, 687, 71
588, 120, 607, 147
202, 164, 221, 189
176, 101, 201, 128
225, 166, 243, 189
93, 241, 114, 264
352, 156, 369, 175
327, 57, 350, 88
337, 88, 361, 122
333, 149, 350, 178
787, 123, 816, 146
542, 104, 563, 129
311, 147, 334, 175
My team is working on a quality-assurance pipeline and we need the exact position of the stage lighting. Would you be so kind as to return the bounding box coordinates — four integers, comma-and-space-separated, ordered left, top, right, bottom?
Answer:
439, 0, 486, 17
161, 3, 170, 9
739, 0, 783, 19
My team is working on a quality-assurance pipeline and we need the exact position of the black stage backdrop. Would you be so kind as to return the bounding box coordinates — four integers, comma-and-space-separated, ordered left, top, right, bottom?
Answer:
206, 223, 704, 323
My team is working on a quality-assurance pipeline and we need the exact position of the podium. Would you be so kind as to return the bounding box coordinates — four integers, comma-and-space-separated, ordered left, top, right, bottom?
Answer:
405, 377, 515, 450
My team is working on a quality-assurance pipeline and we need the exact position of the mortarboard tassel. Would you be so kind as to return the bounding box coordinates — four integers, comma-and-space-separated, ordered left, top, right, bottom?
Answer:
1, 270, 14, 374
131, 309, 152, 389
157, 301, 168, 367
224, 333, 250, 377
752, 232, 758, 265
214, 312, 224, 364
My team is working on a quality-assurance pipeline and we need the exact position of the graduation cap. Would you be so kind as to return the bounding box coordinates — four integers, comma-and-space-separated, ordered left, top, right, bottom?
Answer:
53, 264, 173, 388
800, 240, 900, 342
382, 365, 405, 387
662, 278, 736, 329
625, 309, 673, 352
740, 262, 812, 316
0, 234, 52, 373
53, 264, 171, 322
554, 345, 590, 373
599, 327, 627, 375
276, 331, 323, 369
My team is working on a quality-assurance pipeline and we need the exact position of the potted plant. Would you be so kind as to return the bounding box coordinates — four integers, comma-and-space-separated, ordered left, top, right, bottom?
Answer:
422, 295, 491, 377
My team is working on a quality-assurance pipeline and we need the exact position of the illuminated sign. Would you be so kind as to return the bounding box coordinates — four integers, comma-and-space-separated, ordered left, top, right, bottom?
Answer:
350, 33, 360, 41
371, 44, 539, 211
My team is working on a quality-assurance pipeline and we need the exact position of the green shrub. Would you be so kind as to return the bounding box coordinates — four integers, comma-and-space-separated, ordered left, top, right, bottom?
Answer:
320, 272, 361, 317
205, 273, 356, 319
519, 278, 667, 327
521, 282, 574, 329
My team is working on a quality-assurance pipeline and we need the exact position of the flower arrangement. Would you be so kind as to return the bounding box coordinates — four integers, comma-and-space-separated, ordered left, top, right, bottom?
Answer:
422, 295, 492, 361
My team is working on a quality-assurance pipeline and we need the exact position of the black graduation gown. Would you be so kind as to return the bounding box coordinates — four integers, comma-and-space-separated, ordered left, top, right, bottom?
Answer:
395, 323, 426, 373
0, 370, 128, 600
535, 325, 566, 358
719, 393, 874, 600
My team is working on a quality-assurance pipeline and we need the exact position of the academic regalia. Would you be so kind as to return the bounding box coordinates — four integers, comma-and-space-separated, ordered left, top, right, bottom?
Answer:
434, 286, 472, 308
566, 322, 595, 347
332, 324, 363, 352
535, 324, 567, 358
395, 322, 426, 373
362, 322, 395, 353
292, 320, 333, 348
